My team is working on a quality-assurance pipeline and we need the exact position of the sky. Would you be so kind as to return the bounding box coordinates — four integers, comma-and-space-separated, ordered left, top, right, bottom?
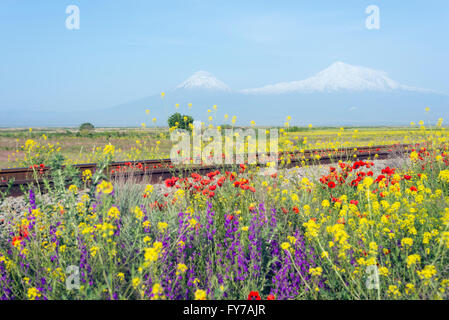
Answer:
0, 0, 448, 112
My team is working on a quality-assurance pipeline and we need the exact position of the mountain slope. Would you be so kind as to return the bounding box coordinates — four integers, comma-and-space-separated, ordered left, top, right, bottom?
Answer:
242, 62, 433, 94
175, 71, 231, 91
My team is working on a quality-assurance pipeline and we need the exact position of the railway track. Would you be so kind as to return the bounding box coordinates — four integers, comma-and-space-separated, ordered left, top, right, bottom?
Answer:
0, 143, 412, 197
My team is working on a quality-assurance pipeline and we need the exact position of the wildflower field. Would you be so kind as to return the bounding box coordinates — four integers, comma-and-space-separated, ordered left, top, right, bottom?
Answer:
1, 117, 449, 300
1, 123, 446, 168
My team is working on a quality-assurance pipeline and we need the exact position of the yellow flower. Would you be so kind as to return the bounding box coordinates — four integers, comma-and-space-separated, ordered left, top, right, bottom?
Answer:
107, 206, 120, 220
401, 237, 413, 247
133, 206, 145, 221
132, 277, 141, 289
387, 285, 401, 297
68, 185, 78, 194
194, 289, 207, 300
439, 170, 449, 183
144, 248, 158, 263
417, 265, 437, 280
151, 283, 164, 299
405, 283, 415, 294
303, 219, 320, 239
27, 287, 41, 300
144, 184, 154, 195
409, 151, 419, 162
158, 222, 168, 232
378, 267, 389, 276
103, 143, 115, 156
309, 267, 323, 277
281, 242, 290, 250
176, 263, 188, 275
362, 177, 374, 188
96, 180, 114, 195
406, 254, 421, 268
189, 218, 197, 229
117, 272, 125, 281
90, 246, 99, 257
82, 169, 92, 181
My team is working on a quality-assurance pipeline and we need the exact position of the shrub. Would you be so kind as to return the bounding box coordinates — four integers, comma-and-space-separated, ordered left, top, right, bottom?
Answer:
168, 113, 193, 131
79, 123, 95, 133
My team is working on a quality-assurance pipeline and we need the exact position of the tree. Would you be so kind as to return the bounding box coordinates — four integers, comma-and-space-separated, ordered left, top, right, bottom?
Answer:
168, 113, 194, 131
79, 123, 95, 133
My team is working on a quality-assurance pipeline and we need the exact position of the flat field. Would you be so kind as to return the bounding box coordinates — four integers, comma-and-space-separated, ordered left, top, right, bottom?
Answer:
0, 125, 445, 168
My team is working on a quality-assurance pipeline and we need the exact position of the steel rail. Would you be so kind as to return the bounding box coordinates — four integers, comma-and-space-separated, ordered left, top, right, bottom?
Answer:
0, 143, 414, 197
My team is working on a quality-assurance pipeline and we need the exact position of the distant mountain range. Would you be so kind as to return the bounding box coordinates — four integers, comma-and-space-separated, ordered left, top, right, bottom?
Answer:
1, 62, 447, 127
175, 62, 438, 94
242, 61, 438, 94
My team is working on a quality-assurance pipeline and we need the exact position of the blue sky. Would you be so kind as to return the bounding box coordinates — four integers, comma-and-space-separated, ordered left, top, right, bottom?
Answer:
0, 0, 448, 112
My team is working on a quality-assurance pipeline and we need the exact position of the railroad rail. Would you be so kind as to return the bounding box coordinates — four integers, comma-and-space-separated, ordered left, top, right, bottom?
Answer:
0, 143, 413, 197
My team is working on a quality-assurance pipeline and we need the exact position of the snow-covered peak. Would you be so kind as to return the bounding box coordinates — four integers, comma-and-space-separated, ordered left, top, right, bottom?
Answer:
242, 62, 422, 94
176, 71, 231, 91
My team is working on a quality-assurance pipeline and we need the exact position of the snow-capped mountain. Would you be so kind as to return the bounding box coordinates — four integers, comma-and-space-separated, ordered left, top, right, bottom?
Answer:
2, 63, 447, 127
242, 61, 430, 94
175, 71, 231, 91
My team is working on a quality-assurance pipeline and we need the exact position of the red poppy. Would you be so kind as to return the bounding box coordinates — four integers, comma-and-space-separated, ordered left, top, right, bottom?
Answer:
327, 181, 336, 189
247, 291, 261, 300
12, 236, 22, 246
164, 177, 178, 188
292, 206, 299, 214
266, 294, 275, 300
20, 225, 29, 238
201, 179, 211, 186
381, 167, 395, 176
